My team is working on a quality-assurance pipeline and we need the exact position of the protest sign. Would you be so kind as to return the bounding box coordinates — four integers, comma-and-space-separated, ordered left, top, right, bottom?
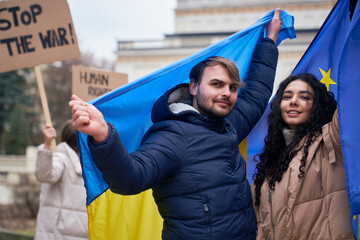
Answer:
0, 0, 81, 151
0, 0, 80, 73
72, 65, 128, 102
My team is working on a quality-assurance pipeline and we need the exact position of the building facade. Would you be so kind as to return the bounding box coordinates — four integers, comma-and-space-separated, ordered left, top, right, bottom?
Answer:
115, 0, 334, 93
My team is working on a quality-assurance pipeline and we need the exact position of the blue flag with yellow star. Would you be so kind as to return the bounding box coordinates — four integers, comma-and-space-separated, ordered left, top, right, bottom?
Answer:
291, 0, 352, 95
247, 0, 360, 237
293, 2, 360, 235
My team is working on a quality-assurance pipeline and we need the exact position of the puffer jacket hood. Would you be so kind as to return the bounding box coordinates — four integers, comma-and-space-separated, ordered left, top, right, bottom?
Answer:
152, 83, 192, 123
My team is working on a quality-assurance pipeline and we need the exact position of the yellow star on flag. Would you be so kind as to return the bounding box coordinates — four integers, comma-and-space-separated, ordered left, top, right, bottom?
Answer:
319, 67, 336, 91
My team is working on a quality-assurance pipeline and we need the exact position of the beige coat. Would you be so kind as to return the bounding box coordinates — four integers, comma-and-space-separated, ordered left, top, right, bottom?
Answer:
252, 111, 354, 240
35, 142, 88, 240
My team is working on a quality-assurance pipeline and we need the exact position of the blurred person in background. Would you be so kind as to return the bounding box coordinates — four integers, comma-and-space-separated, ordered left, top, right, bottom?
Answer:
34, 120, 88, 240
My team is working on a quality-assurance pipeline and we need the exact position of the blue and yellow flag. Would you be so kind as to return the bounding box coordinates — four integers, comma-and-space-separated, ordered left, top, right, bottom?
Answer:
247, 0, 360, 237
77, 10, 295, 240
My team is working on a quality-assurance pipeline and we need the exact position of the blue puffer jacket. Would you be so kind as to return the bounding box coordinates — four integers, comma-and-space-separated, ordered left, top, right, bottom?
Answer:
88, 38, 278, 240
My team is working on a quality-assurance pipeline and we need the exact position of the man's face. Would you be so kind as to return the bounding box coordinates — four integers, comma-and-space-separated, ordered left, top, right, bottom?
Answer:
189, 65, 239, 118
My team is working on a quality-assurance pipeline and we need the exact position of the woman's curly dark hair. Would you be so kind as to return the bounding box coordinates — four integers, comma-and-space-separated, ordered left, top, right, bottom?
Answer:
253, 73, 337, 206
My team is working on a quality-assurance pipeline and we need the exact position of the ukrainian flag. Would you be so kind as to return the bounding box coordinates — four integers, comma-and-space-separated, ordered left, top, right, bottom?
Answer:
77, 10, 295, 240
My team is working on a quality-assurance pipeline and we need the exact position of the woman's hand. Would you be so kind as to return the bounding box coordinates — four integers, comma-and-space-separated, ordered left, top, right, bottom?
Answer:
43, 124, 56, 150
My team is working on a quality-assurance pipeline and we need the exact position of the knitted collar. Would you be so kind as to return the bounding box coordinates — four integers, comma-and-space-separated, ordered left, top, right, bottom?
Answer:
282, 128, 295, 146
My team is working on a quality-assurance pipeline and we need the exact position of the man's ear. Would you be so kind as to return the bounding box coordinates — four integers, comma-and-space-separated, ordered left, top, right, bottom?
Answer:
189, 79, 198, 97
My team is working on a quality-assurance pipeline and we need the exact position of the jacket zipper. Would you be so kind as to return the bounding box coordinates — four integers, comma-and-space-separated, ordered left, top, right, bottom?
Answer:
269, 187, 276, 240
204, 203, 211, 240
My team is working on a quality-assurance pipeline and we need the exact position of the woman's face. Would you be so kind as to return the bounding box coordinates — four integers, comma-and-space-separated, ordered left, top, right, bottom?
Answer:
280, 79, 314, 129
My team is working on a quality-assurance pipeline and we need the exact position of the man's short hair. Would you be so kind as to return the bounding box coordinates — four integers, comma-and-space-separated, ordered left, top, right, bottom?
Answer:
189, 56, 241, 85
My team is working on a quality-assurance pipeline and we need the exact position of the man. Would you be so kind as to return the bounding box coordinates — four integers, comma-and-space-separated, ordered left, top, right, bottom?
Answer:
70, 9, 281, 239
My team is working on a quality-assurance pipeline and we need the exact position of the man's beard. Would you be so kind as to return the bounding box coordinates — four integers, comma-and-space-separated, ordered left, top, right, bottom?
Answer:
194, 91, 233, 118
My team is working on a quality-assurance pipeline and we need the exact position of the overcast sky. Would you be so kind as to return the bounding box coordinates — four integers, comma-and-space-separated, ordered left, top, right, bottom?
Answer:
67, 0, 177, 62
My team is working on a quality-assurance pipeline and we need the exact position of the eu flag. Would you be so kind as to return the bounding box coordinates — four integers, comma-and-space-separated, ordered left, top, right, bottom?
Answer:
77, 10, 295, 240
247, 0, 360, 237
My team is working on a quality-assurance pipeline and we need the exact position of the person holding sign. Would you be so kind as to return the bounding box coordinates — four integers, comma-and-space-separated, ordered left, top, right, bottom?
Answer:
34, 120, 88, 240
70, 9, 282, 239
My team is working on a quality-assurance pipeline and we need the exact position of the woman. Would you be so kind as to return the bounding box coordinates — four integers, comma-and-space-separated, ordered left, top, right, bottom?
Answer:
35, 120, 88, 240
252, 73, 354, 239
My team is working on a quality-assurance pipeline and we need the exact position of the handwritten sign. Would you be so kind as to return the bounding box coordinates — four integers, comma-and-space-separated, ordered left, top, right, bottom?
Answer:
72, 65, 128, 102
0, 0, 80, 73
